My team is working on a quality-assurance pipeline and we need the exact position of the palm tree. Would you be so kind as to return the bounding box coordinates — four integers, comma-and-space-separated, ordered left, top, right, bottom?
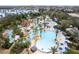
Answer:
50, 47, 57, 54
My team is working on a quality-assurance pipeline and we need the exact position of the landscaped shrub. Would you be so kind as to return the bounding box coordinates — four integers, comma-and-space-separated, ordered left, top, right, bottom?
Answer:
59, 20, 74, 30
64, 48, 79, 54
2, 38, 12, 49
10, 38, 31, 54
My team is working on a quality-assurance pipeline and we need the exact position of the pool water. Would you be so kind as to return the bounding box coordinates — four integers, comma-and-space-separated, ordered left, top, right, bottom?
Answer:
36, 31, 56, 52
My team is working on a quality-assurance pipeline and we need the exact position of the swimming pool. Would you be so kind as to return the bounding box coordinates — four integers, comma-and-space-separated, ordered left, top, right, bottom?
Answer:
8, 30, 14, 43
29, 30, 57, 52
21, 28, 68, 53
